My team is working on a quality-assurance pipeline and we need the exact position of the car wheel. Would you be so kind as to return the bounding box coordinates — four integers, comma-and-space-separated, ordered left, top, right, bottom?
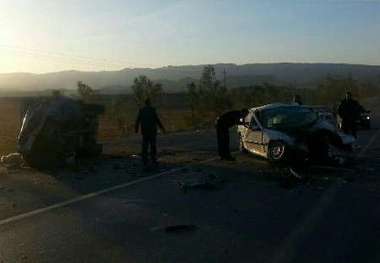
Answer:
239, 135, 248, 154
268, 141, 286, 162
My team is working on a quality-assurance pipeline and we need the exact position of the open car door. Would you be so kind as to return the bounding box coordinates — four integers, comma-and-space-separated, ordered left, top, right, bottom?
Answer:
243, 113, 265, 156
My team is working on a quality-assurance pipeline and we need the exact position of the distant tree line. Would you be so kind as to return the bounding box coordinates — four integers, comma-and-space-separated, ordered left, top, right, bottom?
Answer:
185, 65, 380, 129
77, 65, 380, 135
186, 65, 231, 127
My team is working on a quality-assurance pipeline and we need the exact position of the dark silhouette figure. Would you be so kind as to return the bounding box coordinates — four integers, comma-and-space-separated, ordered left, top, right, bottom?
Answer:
292, 94, 303, 105
215, 109, 249, 161
135, 99, 165, 166
338, 92, 363, 138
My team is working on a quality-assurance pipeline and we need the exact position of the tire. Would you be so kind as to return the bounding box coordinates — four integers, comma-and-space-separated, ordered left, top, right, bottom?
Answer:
239, 135, 248, 154
268, 140, 287, 162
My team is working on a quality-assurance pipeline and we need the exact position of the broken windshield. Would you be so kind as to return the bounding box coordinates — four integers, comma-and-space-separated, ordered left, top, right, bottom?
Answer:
260, 106, 318, 130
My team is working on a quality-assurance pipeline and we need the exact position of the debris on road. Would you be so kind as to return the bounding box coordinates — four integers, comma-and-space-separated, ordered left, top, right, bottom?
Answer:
160, 150, 176, 157
178, 172, 225, 193
179, 180, 219, 192
289, 167, 302, 179
151, 224, 198, 233
310, 165, 356, 174
130, 154, 140, 159
278, 169, 305, 189
1, 153, 24, 169
164, 224, 198, 233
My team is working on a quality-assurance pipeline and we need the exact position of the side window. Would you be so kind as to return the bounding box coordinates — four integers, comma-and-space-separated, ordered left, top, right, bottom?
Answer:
250, 116, 260, 130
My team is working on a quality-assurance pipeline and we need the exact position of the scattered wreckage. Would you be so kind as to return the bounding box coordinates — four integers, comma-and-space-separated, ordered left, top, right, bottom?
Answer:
238, 103, 355, 164
17, 96, 104, 169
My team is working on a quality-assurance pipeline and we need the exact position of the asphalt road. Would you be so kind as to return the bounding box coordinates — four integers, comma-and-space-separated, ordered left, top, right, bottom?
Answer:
0, 118, 379, 262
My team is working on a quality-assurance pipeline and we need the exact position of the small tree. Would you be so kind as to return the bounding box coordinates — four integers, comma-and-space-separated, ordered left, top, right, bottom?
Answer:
131, 75, 163, 106
52, 89, 64, 97
77, 81, 94, 101
198, 65, 231, 117
185, 65, 231, 128
110, 97, 128, 135
200, 65, 216, 91
187, 82, 199, 128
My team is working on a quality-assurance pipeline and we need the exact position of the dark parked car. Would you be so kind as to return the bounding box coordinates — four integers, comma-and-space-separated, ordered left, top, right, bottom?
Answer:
337, 109, 371, 130
359, 110, 371, 129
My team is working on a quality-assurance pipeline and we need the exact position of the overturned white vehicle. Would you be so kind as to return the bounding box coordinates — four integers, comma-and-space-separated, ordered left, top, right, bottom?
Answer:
238, 104, 355, 164
17, 96, 104, 169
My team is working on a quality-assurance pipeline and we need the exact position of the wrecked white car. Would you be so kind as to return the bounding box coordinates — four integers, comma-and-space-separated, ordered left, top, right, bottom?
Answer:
238, 104, 355, 164
17, 96, 104, 169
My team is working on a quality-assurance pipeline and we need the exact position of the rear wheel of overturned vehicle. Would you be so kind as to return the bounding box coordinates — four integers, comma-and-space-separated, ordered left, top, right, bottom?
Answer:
268, 141, 287, 162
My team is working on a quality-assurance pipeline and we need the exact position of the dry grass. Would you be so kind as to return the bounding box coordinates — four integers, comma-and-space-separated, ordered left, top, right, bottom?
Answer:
0, 97, 196, 155
0, 98, 22, 155
98, 109, 193, 140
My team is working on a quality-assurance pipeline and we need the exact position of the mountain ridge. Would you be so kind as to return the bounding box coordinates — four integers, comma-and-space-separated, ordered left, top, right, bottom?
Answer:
1, 63, 380, 94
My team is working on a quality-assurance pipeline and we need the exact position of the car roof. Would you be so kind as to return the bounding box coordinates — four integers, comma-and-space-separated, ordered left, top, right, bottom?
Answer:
249, 103, 305, 112
308, 105, 331, 110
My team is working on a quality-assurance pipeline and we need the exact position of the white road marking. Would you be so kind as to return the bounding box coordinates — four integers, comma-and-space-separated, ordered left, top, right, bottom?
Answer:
0, 156, 219, 227
272, 129, 380, 263
272, 184, 338, 263
0, 129, 377, 228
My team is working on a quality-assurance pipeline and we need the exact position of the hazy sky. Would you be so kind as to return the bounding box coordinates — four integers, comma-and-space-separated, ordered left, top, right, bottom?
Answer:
1, 0, 379, 73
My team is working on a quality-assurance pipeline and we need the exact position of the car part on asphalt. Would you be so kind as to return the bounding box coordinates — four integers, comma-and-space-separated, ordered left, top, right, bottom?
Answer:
0, 153, 24, 168
165, 224, 198, 233
178, 173, 224, 192
289, 167, 302, 179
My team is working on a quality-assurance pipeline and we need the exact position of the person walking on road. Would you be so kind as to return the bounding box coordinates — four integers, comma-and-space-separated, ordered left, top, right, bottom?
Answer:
338, 92, 363, 138
135, 99, 165, 166
215, 109, 249, 161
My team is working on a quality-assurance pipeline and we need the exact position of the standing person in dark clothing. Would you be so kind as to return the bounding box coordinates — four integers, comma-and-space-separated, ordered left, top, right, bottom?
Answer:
338, 92, 363, 138
215, 109, 249, 161
135, 99, 165, 166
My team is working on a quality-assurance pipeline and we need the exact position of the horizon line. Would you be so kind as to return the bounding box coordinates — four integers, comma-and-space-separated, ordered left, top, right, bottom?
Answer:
1, 61, 380, 75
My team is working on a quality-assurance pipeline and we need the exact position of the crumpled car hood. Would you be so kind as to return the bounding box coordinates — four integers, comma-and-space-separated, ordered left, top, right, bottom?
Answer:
265, 120, 355, 146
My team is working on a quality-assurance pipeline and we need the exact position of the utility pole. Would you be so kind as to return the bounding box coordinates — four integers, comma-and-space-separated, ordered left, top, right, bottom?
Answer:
223, 68, 227, 88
